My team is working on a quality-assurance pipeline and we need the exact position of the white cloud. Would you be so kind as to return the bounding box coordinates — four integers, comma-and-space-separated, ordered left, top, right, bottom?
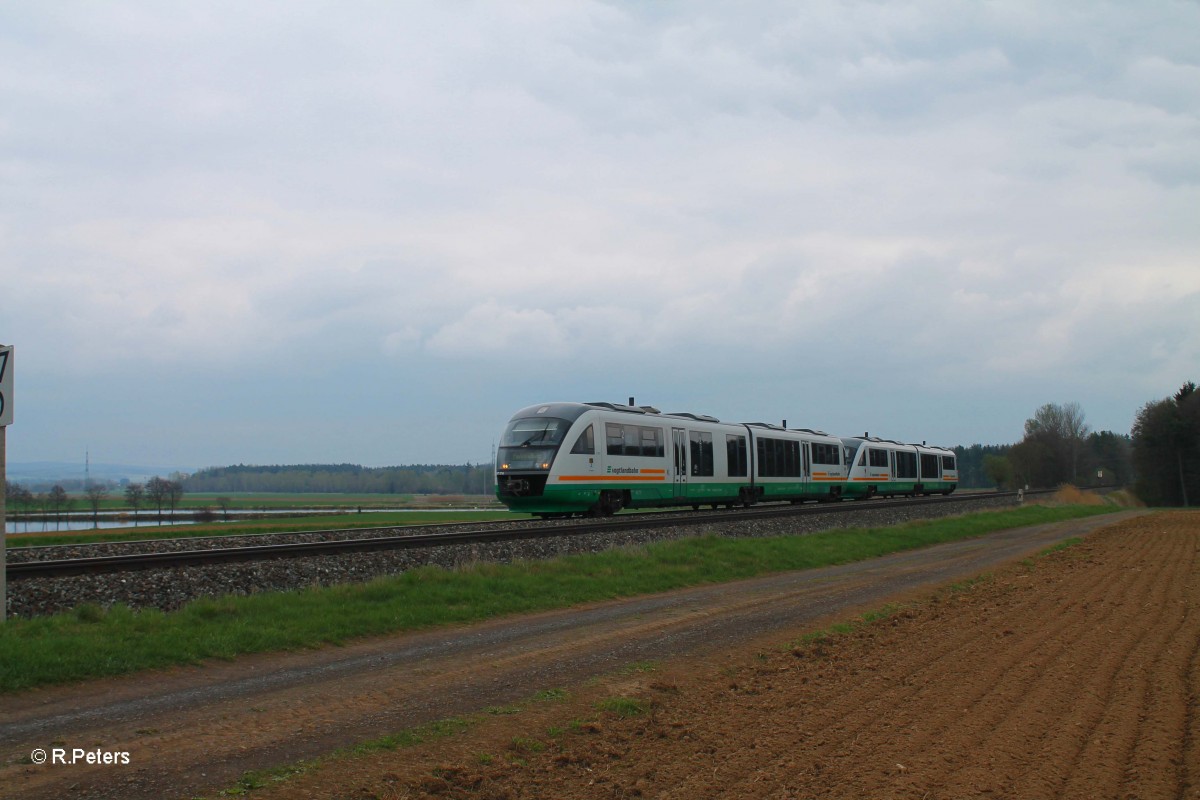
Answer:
1, 0, 1197, 462
426, 300, 568, 358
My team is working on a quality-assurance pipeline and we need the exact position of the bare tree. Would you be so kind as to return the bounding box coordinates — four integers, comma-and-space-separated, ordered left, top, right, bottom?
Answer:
145, 477, 170, 520
47, 484, 72, 520
125, 483, 145, 518
84, 483, 109, 525
6, 481, 33, 517
166, 480, 185, 515
1023, 402, 1091, 483
216, 496, 232, 521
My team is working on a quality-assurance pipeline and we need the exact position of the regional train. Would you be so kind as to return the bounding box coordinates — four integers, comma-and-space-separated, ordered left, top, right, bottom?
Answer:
494, 401, 958, 517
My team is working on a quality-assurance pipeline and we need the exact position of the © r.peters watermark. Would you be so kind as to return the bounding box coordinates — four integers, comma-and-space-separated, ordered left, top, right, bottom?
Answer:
29, 748, 130, 766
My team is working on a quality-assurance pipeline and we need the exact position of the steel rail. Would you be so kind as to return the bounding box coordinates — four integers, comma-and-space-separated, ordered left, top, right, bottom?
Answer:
7, 491, 1038, 580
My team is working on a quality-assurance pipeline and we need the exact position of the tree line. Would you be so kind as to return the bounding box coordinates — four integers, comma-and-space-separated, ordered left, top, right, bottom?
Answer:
955, 405, 1134, 492
6, 476, 187, 520
1131, 381, 1199, 505
961, 380, 1198, 506
181, 463, 494, 495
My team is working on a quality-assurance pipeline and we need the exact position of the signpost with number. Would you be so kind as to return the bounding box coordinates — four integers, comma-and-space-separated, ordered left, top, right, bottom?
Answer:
1, 344, 12, 622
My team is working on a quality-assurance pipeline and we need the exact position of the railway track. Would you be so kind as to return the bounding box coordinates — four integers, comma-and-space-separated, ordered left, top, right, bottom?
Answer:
7, 491, 1035, 580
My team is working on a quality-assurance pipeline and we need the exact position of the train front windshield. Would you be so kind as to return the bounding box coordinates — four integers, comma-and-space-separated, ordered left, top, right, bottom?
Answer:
497, 416, 571, 471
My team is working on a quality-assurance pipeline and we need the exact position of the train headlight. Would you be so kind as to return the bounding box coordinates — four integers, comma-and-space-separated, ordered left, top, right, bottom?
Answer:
541, 462, 550, 469
501, 463, 510, 470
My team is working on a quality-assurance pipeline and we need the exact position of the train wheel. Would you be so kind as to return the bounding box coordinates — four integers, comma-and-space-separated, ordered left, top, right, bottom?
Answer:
598, 490, 624, 516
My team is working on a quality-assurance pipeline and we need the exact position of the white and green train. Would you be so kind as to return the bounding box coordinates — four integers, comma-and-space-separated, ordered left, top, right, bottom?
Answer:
495, 401, 958, 517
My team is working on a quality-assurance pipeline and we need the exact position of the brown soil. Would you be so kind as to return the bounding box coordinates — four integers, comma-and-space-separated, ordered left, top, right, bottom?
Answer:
3, 509, 1196, 799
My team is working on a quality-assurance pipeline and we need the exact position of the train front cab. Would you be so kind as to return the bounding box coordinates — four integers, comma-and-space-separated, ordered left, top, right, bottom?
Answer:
495, 403, 598, 516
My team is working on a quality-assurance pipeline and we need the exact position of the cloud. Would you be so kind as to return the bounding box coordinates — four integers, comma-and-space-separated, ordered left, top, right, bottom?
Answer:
1, 1, 1197, 463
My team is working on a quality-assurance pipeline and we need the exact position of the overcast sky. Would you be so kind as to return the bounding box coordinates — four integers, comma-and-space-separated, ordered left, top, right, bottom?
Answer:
2, 1, 1197, 471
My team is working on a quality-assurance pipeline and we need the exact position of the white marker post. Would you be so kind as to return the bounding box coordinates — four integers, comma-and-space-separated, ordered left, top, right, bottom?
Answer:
0, 344, 12, 623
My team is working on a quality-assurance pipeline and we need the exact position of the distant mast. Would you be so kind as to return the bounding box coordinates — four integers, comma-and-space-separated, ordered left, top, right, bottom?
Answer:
85, 448, 90, 488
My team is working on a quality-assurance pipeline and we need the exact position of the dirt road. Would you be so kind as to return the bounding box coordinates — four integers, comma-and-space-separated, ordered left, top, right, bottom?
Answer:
2, 509, 1184, 799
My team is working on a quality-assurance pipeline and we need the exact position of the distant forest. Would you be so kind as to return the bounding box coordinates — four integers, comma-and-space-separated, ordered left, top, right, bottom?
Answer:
179, 446, 1087, 495
183, 463, 494, 495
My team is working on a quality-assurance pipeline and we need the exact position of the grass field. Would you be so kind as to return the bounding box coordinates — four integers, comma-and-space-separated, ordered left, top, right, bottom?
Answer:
0, 503, 1120, 693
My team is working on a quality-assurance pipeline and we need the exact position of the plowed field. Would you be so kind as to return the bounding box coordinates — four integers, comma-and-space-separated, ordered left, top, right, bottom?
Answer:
252, 510, 1199, 799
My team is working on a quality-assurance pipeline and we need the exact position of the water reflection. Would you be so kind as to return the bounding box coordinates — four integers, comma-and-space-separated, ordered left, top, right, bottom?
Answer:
4, 507, 496, 535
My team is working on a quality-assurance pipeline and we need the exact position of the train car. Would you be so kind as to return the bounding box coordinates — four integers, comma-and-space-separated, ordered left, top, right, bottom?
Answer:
496, 400, 873, 520
744, 423, 849, 503
842, 435, 958, 498
916, 443, 959, 494
495, 401, 756, 517
495, 401, 955, 516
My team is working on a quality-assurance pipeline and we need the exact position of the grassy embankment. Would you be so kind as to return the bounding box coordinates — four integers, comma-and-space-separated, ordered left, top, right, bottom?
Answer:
0, 503, 1122, 693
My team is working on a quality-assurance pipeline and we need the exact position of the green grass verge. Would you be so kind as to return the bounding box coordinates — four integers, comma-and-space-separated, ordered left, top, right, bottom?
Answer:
0, 504, 1118, 693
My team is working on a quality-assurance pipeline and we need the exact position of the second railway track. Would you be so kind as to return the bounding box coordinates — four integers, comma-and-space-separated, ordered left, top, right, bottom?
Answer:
8, 492, 1032, 580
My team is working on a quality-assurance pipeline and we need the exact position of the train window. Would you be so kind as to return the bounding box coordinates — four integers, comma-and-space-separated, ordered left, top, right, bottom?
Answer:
501, 417, 570, 447
812, 443, 840, 465
858, 450, 866, 467
689, 431, 714, 476
641, 427, 665, 457
570, 425, 595, 455
726, 435, 748, 477
608, 423, 664, 457
895, 451, 917, 479
942, 455, 956, 471
606, 423, 626, 456
757, 438, 801, 477
921, 453, 940, 477
759, 438, 771, 476
869, 448, 889, 468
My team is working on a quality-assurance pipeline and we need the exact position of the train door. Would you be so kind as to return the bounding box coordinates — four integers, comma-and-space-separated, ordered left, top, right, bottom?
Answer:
802, 442, 812, 484
672, 428, 688, 499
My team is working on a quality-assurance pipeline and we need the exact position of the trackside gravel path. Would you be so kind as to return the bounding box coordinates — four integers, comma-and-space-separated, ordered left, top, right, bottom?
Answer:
0, 509, 1164, 799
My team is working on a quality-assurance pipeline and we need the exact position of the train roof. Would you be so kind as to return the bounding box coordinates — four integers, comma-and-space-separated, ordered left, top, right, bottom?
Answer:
506, 403, 949, 450
841, 435, 955, 453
